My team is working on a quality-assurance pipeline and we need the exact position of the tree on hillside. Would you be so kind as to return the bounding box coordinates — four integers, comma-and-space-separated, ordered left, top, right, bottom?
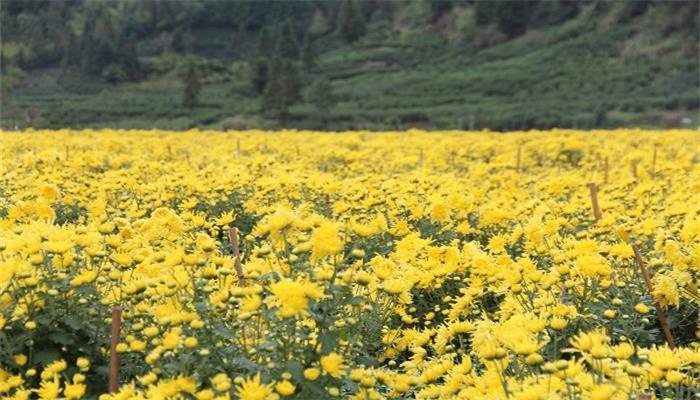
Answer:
305, 76, 337, 127
338, 1, 365, 44
255, 27, 273, 58
308, 8, 330, 38
182, 63, 201, 108
251, 58, 269, 94
263, 58, 301, 126
474, 0, 534, 38
275, 20, 299, 59
301, 32, 315, 71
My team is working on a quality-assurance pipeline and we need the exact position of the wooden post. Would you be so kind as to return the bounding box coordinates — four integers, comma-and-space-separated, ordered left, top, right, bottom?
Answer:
631, 161, 638, 180
603, 156, 609, 185
587, 183, 602, 221
109, 307, 122, 393
418, 148, 424, 168
631, 245, 676, 349
236, 139, 241, 158
324, 194, 333, 219
651, 146, 657, 175
228, 227, 246, 287
516, 145, 522, 171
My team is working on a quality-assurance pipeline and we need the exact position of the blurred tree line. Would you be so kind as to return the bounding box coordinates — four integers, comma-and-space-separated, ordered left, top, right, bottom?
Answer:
1, 0, 697, 128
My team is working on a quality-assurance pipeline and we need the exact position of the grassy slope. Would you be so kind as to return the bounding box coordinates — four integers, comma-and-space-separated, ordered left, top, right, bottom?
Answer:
4, 6, 699, 131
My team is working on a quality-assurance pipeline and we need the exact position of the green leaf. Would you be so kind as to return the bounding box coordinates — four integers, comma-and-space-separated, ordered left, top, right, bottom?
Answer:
230, 357, 262, 372
63, 315, 84, 331
285, 360, 304, 381
33, 347, 61, 366
51, 331, 76, 346
213, 325, 238, 340
348, 296, 365, 305
318, 331, 338, 353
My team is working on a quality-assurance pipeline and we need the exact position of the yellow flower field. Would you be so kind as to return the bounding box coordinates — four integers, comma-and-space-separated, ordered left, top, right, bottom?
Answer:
0, 129, 699, 400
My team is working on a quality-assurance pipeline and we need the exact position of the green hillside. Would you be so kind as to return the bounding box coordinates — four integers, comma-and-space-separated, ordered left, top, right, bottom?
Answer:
1, 0, 698, 131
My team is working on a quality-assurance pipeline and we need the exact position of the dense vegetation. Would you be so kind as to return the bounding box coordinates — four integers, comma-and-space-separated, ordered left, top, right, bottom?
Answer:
1, 128, 699, 399
1, 0, 698, 130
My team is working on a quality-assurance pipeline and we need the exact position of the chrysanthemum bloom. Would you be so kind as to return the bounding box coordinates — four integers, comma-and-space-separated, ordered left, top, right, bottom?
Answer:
311, 222, 343, 260
321, 352, 347, 378
235, 373, 274, 400
268, 279, 323, 318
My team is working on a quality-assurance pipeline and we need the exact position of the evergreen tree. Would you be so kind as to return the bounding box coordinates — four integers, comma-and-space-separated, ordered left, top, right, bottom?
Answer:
300, 33, 315, 71
338, 1, 365, 44
251, 58, 269, 95
182, 63, 201, 108
305, 76, 337, 127
255, 28, 272, 58
275, 20, 299, 59
308, 8, 330, 38
251, 28, 273, 95
474, 0, 534, 38
263, 58, 301, 126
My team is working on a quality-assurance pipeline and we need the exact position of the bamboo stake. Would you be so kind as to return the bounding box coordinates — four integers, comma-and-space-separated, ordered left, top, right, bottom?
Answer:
587, 183, 602, 221
324, 194, 333, 219
228, 227, 246, 287
108, 307, 122, 393
631, 245, 676, 349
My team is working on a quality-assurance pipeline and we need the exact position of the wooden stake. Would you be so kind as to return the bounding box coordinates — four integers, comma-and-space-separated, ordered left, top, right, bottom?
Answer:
603, 156, 609, 185
587, 183, 602, 221
418, 148, 424, 168
109, 307, 122, 393
651, 146, 657, 175
324, 194, 333, 219
516, 145, 522, 171
631, 245, 676, 349
631, 161, 638, 180
228, 227, 245, 287
236, 139, 241, 158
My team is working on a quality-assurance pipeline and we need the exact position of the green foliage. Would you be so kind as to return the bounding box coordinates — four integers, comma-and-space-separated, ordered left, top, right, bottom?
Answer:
338, 1, 366, 44
250, 58, 269, 95
300, 33, 315, 71
308, 8, 330, 38
475, 0, 537, 38
255, 28, 273, 58
263, 58, 301, 125
275, 20, 299, 59
305, 76, 338, 127
182, 63, 201, 108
